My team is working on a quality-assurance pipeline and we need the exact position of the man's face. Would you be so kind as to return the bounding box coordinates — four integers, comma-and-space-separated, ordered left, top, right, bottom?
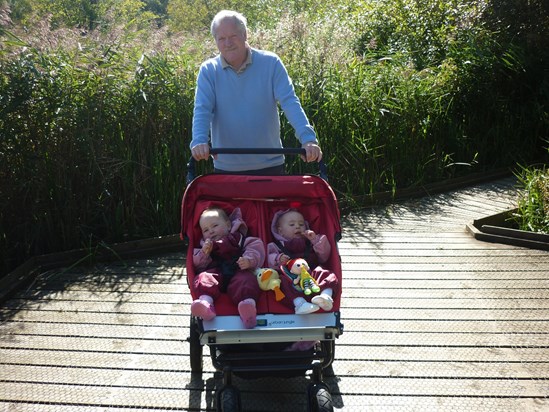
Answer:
215, 19, 247, 67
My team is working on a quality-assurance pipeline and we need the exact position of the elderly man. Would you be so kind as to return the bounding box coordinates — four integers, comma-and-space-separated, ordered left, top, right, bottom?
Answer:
190, 10, 322, 174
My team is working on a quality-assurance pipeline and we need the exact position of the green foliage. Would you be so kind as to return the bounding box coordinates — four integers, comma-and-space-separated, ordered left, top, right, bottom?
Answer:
4, 0, 33, 23
0, 0, 548, 278
144, 0, 169, 16
0, 33, 195, 275
6, 0, 161, 31
98, 0, 159, 30
166, 0, 213, 33
514, 166, 549, 233
352, 0, 489, 69
27, 0, 99, 29
165, 0, 328, 32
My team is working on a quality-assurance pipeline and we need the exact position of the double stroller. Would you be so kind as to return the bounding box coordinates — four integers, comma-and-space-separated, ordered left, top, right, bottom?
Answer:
181, 149, 344, 411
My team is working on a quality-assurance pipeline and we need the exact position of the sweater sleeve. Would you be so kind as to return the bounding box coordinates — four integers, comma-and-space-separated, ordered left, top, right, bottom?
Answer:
242, 236, 266, 269
191, 62, 215, 149
311, 234, 331, 263
272, 57, 317, 144
193, 248, 212, 272
267, 242, 282, 268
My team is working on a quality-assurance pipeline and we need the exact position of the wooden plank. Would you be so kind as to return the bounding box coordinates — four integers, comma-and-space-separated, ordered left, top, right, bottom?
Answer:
5, 294, 548, 315
342, 288, 549, 299
339, 248, 549, 257
5, 291, 549, 309
0, 310, 187, 326
1, 374, 547, 407
0, 382, 209, 410
0, 348, 197, 371
340, 297, 549, 309
341, 319, 549, 334
344, 278, 549, 288
4, 345, 547, 383
0, 321, 188, 339
9, 290, 188, 303
1, 397, 548, 412
2, 176, 549, 411
335, 331, 549, 348
2, 321, 547, 348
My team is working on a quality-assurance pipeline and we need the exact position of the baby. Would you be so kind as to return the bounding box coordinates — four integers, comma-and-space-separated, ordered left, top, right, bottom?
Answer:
191, 207, 264, 328
267, 208, 339, 314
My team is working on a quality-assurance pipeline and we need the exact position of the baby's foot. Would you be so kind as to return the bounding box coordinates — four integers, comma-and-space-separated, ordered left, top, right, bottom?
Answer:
311, 294, 333, 311
191, 298, 216, 321
238, 298, 257, 329
295, 300, 319, 315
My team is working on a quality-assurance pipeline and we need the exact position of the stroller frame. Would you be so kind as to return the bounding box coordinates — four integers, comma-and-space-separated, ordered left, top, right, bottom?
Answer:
182, 149, 343, 411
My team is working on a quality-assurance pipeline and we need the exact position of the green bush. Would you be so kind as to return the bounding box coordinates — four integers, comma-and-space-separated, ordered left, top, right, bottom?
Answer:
1, 0, 548, 278
0, 32, 196, 274
514, 166, 549, 233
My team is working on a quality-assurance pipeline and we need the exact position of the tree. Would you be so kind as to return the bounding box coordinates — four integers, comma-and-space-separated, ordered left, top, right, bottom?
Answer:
143, 0, 169, 16
4, 0, 33, 24
167, 0, 217, 33
98, 0, 159, 29
26, 0, 100, 29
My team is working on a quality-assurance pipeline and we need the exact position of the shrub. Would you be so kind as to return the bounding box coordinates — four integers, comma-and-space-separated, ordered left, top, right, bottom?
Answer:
0, 0, 548, 278
514, 165, 549, 233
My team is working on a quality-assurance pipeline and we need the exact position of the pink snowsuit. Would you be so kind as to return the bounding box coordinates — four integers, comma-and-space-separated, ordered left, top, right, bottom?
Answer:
192, 208, 264, 305
267, 209, 339, 309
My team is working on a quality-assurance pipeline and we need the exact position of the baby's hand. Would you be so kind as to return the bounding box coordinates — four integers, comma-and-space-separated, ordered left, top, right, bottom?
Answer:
202, 239, 213, 255
303, 230, 316, 241
237, 257, 252, 270
279, 254, 290, 265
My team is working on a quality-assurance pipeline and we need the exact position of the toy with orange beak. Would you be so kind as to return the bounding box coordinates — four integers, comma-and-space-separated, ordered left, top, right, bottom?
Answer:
286, 258, 320, 296
256, 268, 285, 301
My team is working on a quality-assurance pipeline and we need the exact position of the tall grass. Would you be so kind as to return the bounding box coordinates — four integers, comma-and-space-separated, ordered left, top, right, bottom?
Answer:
514, 166, 549, 233
0, 27, 197, 274
1, 0, 548, 278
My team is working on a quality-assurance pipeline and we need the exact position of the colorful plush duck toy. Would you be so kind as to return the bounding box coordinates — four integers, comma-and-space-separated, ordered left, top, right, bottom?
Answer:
286, 258, 320, 296
256, 268, 286, 301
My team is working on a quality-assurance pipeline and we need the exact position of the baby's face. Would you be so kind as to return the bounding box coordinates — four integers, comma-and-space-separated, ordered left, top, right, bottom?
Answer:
200, 214, 230, 241
277, 211, 306, 239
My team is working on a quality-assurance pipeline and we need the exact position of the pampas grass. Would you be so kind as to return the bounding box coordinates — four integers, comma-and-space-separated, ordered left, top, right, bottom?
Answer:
1, 0, 547, 277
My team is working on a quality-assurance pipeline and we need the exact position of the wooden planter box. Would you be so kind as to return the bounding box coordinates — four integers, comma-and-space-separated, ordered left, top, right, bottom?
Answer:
466, 209, 549, 251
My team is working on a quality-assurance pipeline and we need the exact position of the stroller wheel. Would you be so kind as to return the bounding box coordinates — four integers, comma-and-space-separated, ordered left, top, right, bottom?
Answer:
307, 382, 333, 412
189, 317, 203, 373
216, 385, 241, 412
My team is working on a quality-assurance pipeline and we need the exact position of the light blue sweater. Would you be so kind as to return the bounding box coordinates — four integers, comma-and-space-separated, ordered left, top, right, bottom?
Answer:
191, 48, 317, 171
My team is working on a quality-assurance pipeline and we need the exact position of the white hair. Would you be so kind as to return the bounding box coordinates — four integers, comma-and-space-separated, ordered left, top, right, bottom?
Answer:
210, 10, 247, 38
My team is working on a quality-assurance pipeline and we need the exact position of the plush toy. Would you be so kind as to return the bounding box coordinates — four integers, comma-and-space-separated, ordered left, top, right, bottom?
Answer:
286, 258, 320, 296
256, 268, 286, 301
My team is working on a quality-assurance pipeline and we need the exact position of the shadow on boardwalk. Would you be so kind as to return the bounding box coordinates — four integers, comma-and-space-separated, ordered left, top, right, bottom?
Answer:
1, 176, 548, 411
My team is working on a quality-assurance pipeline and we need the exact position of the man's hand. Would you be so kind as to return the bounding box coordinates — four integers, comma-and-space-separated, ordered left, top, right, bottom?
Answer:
301, 142, 323, 162
191, 143, 211, 161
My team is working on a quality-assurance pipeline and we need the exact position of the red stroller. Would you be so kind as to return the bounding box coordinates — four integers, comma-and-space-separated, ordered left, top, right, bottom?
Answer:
181, 148, 343, 412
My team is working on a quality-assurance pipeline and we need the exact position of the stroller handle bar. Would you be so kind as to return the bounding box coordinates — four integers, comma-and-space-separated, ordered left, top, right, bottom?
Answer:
186, 147, 328, 183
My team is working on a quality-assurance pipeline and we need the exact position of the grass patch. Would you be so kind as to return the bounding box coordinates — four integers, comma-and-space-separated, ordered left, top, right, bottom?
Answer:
514, 165, 549, 233
1, 0, 548, 278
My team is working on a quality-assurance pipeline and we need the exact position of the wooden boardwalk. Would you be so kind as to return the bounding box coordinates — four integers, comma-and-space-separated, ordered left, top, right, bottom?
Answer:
1, 176, 549, 411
